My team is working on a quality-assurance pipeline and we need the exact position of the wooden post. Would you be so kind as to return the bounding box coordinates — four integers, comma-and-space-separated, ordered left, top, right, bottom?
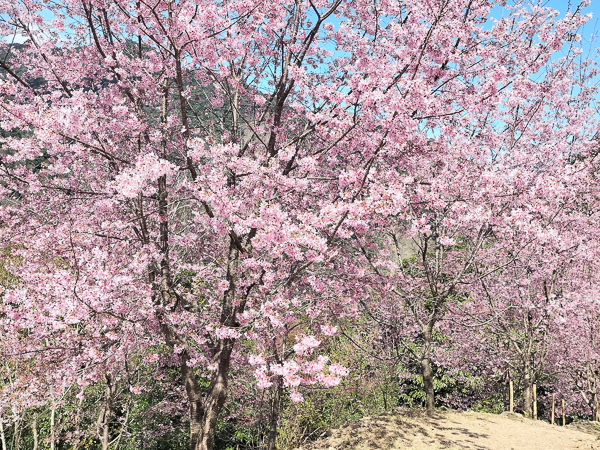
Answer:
509, 380, 514, 413
562, 399, 566, 426
551, 393, 555, 425
532, 384, 537, 420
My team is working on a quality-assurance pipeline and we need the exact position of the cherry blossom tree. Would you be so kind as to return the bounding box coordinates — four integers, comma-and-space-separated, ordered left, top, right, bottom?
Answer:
445, 120, 600, 418
0, 0, 597, 448
348, 0, 598, 415
544, 277, 600, 419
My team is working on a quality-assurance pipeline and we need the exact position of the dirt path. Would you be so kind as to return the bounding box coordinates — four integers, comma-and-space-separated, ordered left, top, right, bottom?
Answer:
295, 410, 600, 450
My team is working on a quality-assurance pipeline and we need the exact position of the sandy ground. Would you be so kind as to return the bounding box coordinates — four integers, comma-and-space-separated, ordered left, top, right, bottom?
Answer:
295, 409, 600, 450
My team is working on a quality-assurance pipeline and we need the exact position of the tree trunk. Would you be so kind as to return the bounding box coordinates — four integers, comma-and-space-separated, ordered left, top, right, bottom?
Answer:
50, 407, 56, 450
421, 322, 435, 417
95, 375, 116, 450
13, 416, 21, 450
0, 418, 6, 450
160, 325, 205, 450
189, 236, 246, 450
157, 214, 247, 450
32, 413, 39, 450
174, 327, 236, 450
382, 385, 388, 412
421, 356, 435, 416
190, 339, 235, 450
266, 376, 283, 450
591, 377, 598, 421
186, 371, 204, 450
523, 378, 533, 418
177, 321, 237, 450
102, 375, 115, 450
522, 356, 535, 419
71, 396, 84, 450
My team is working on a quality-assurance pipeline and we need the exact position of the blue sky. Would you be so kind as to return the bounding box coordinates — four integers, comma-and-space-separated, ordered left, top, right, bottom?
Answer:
544, 0, 599, 21
506, 1, 600, 80
8, 0, 600, 59
552, 0, 600, 52
503, 1, 600, 52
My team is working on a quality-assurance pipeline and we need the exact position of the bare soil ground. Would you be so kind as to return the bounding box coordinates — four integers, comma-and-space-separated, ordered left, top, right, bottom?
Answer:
295, 409, 600, 450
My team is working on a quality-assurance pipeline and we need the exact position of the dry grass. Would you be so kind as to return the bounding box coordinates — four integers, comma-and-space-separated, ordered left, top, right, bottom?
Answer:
295, 409, 600, 450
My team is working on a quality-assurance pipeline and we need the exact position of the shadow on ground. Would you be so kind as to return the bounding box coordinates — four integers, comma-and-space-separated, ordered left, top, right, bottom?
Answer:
298, 409, 492, 450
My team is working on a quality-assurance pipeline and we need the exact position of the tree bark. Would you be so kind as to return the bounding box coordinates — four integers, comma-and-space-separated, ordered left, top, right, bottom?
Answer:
421, 322, 435, 416
266, 376, 283, 450
95, 375, 116, 450
32, 413, 39, 450
50, 407, 56, 450
153, 164, 250, 450
160, 316, 232, 450
590, 373, 597, 421
421, 356, 435, 416
0, 418, 6, 450
189, 235, 246, 450
13, 416, 21, 450
191, 339, 234, 450
102, 375, 116, 450
523, 378, 533, 418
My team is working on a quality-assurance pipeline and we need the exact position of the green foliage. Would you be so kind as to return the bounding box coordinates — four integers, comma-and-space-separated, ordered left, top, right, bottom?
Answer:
0, 245, 20, 289
276, 383, 389, 450
0, 315, 512, 450
471, 397, 504, 414
214, 417, 262, 450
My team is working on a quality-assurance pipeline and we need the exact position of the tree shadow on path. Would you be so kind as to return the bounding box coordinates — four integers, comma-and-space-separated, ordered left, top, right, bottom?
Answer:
298, 409, 492, 450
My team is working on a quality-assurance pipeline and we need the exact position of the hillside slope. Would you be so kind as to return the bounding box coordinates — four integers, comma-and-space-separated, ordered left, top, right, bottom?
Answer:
295, 409, 600, 450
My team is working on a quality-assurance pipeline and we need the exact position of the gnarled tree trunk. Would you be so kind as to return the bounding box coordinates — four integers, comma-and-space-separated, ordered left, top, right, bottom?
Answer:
162, 296, 238, 450
192, 339, 234, 450
164, 236, 246, 450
